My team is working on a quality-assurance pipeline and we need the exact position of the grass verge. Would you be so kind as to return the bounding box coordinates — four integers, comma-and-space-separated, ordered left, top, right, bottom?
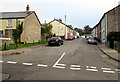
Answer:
0, 40, 47, 51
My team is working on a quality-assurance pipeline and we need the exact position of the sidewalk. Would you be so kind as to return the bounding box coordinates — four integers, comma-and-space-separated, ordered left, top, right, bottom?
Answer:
0, 44, 47, 56
98, 43, 120, 62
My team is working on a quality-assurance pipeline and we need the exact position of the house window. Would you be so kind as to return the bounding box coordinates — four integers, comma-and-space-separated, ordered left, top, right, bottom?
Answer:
0, 30, 4, 35
7, 20, 12, 27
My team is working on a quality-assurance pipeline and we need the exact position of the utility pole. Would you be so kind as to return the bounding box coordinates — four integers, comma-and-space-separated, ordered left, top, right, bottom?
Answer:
65, 15, 67, 39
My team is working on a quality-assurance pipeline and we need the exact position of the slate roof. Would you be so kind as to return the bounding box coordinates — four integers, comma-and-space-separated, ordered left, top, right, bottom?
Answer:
0, 11, 34, 19
49, 19, 73, 30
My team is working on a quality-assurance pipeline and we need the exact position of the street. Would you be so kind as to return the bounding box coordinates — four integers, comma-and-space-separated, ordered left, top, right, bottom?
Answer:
2, 38, 119, 80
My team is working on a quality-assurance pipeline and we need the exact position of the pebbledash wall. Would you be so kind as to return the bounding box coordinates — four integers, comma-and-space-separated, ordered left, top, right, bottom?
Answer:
92, 5, 120, 49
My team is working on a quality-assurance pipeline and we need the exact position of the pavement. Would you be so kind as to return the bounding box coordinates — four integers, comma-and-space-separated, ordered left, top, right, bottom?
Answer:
98, 43, 120, 62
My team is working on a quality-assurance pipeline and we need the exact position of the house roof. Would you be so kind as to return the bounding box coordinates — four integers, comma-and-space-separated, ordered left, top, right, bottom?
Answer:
49, 19, 73, 30
92, 5, 120, 30
0, 11, 34, 19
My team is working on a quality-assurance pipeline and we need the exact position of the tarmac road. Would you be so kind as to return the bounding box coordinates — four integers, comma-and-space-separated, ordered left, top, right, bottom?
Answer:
2, 38, 119, 80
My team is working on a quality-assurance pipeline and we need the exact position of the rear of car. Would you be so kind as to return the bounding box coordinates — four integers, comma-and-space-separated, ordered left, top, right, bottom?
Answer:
67, 36, 74, 40
48, 37, 63, 46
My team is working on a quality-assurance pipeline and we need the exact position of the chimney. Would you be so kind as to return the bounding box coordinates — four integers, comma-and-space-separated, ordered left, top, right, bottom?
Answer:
26, 5, 30, 11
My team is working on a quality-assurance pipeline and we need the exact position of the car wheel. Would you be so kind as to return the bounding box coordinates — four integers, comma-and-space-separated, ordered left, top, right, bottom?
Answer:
61, 43, 63, 45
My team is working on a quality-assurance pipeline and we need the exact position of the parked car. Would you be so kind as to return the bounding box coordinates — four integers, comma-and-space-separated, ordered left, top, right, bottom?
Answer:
67, 36, 74, 40
87, 37, 97, 45
48, 37, 64, 46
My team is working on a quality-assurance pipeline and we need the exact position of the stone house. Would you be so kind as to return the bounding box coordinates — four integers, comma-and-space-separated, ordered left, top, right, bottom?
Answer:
0, 5, 41, 44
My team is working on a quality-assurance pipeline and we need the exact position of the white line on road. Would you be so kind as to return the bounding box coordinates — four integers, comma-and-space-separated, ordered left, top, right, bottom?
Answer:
115, 69, 120, 71
7, 61, 17, 64
103, 70, 115, 73
70, 67, 81, 70
86, 66, 97, 69
56, 64, 66, 66
101, 68, 112, 70
53, 66, 65, 69
86, 69, 98, 72
0, 60, 3, 63
53, 52, 66, 69
37, 64, 48, 67
71, 65, 80, 67
23, 63, 33, 66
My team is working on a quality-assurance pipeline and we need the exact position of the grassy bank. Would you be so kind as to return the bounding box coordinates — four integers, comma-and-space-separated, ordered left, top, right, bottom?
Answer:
0, 40, 47, 51
118, 50, 120, 53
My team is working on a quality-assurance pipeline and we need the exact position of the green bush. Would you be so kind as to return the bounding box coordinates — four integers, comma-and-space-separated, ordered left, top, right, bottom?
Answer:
118, 50, 120, 53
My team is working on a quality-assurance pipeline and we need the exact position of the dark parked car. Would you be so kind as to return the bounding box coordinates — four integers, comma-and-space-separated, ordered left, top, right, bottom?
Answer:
48, 37, 64, 46
87, 37, 97, 45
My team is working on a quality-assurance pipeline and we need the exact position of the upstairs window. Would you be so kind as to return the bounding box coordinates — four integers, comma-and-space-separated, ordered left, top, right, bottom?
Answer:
7, 20, 12, 27
0, 30, 4, 35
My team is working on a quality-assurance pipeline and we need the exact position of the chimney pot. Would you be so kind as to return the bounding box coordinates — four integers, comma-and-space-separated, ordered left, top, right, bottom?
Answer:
26, 5, 30, 11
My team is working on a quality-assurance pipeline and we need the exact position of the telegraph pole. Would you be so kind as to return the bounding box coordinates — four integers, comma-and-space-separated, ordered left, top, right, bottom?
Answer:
65, 15, 67, 39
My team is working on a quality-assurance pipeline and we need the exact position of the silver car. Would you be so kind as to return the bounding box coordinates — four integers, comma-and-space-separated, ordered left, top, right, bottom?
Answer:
87, 38, 97, 44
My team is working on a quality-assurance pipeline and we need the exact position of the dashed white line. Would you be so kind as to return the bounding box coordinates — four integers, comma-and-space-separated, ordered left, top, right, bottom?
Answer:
115, 69, 120, 72
103, 70, 115, 73
86, 69, 98, 72
70, 67, 81, 70
101, 67, 112, 70
7, 61, 17, 64
23, 63, 33, 66
71, 65, 80, 67
37, 64, 48, 67
86, 66, 97, 69
0, 60, 3, 63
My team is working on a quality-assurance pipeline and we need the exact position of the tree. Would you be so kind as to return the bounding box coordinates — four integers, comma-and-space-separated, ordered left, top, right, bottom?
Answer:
84, 25, 92, 34
12, 22, 23, 47
74, 28, 83, 36
41, 24, 53, 40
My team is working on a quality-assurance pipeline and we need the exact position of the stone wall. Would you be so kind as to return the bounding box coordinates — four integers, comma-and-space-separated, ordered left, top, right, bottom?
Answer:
22, 12, 41, 43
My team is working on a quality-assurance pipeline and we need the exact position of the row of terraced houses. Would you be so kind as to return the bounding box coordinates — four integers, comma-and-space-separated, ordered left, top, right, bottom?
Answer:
92, 5, 120, 50
0, 5, 79, 45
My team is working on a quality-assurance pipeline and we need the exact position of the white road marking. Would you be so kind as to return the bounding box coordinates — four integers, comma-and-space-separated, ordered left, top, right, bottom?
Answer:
86, 66, 97, 69
37, 64, 48, 67
0, 60, 3, 63
70, 67, 81, 70
89, 66, 97, 69
53, 66, 65, 69
23, 63, 33, 66
53, 52, 66, 69
71, 65, 80, 67
101, 68, 112, 70
7, 61, 17, 64
86, 69, 98, 72
56, 64, 66, 66
115, 69, 120, 71
103, 70, 115, 73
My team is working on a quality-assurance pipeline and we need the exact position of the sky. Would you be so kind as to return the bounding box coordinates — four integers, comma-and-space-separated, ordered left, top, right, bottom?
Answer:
0, 0, 120, 29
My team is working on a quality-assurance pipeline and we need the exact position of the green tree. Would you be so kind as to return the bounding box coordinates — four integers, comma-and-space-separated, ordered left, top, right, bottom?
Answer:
74, 28, 83, 36
12, 22, 23, 47
42, 24, 53, 36
84, 25, 92, 34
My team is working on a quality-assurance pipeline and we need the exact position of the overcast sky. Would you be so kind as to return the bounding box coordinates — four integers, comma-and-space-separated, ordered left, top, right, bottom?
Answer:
0, 0, 120, 29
